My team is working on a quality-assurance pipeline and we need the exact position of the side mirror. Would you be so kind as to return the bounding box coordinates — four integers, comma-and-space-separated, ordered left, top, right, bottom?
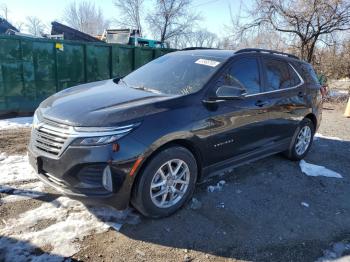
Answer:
216, 85, 247, 100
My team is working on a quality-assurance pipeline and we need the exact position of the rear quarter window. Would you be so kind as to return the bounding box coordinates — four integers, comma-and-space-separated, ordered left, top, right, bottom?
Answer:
263, 58, 297, 91
288, 65, 302, 86
293, 62, 320, 86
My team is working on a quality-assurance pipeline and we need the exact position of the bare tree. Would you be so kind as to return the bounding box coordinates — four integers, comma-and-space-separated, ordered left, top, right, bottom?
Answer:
146, 0, 201, 42
314, 39, 350, 79
235, 0, 350, 62
63, 0, 110, 35
25, 16, 47, 36
14, 21, 24, 32
113, 0, 144, 35
191, 30, 217, 47
184, 29, 218, 48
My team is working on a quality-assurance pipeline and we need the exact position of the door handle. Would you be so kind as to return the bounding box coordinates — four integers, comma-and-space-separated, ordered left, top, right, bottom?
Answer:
255, 100, 269, 107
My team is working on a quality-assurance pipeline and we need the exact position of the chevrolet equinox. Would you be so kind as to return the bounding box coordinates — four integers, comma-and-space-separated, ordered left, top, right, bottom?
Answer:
28, 48, 322, 218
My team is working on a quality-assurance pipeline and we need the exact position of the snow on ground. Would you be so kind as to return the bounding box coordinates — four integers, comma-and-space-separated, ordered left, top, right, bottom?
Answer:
0, 155, 38, 184
0, 116, 33, 130
299, 160, 343, 178
328, 89, 349, 98
314, 133, 345, 141
316, 242, 350, 262
0, 154, 140, 261
207, 180, 226, 192
1, 196, 129, 259
0, 181, 47, 204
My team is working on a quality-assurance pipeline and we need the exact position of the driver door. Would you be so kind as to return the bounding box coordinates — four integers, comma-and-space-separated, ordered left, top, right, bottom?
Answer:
205, 55, 277, 165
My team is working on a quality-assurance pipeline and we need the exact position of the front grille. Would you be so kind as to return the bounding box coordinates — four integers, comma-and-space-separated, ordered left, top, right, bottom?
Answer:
33, 119, 71, 157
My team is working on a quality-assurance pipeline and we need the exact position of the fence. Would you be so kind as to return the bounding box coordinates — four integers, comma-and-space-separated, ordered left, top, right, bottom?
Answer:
0, 35, 175, 115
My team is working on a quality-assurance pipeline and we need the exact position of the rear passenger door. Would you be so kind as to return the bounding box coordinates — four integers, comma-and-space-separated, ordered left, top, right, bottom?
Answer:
261, 57, 307, 142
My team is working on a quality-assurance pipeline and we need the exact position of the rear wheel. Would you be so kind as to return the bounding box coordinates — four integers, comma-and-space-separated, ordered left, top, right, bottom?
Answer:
284, 118, 315, 161
131, 146, 197, 218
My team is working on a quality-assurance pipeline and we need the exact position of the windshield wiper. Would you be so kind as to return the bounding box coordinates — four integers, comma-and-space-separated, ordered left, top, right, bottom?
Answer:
131, 86, 163, 94
113, 77, 127, 85
118, 78, 127, 85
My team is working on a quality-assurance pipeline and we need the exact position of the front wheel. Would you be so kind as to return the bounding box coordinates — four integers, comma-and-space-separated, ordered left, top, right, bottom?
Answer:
131, 146, 197, 218
284, 118, 315, 161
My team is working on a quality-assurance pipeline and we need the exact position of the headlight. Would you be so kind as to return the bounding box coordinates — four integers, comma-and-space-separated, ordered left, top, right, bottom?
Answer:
72, 134, 126, 146
71, 123, 140, 146
73, 124, 137, 133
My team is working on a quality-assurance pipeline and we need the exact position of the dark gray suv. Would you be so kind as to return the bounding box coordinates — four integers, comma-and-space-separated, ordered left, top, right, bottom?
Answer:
28, 48, 322, 217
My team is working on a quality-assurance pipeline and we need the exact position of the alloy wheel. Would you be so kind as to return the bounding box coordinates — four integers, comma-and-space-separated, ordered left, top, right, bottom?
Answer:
295, 125, 312, 155
150, 159, 190, 208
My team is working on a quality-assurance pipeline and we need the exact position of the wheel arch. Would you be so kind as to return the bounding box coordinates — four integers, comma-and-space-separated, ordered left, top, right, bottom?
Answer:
304, 113, 317, 129
131, 138, 203, 197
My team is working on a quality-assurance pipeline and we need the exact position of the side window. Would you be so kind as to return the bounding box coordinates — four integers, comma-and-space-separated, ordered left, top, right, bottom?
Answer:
263, 59, 292, 91
299, 63, 320, 85
288, 65, 302, 86
217, 57, 261, 95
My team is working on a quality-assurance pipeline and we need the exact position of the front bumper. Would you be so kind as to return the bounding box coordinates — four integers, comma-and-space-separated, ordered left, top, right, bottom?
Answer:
28, 136, 146, 210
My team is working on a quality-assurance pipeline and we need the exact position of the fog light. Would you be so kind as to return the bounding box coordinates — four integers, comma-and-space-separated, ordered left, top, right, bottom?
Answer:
102, 166, 113, 192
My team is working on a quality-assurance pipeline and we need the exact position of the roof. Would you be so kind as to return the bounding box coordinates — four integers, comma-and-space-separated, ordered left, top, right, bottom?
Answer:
175, 49, 236, 59
0, 18, 19, 34
175, 48, 300, 61
51, 21, 103, 42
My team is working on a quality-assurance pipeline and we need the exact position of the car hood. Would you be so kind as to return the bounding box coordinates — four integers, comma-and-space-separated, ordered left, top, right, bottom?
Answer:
39, 79, 173, 127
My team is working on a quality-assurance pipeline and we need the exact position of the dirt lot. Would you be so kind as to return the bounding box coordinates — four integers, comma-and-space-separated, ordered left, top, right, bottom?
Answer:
0, 102, 350, 262
0, 128, 30, 155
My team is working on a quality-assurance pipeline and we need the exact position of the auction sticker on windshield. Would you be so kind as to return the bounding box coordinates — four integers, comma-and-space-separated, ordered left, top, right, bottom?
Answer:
195, 59, 220, 67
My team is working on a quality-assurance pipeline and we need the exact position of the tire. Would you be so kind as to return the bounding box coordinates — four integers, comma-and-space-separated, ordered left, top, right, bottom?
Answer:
284, 118, 315, 161
131, 146, 198, 218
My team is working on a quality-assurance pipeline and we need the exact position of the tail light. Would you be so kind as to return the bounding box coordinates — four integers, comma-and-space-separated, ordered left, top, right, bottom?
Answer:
320, 85, 328, 98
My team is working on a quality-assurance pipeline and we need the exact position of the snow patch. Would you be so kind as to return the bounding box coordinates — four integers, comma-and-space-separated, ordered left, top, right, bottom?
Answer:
0, 196, 136, 258
328, 89, 348, 98
0, 155, 140, 261
301, 202, 309, 208
207, 180, 226, 192
299, 160, 343, 178
189, 197, 202, 210
0, 152, 7, 161
314, 133, 344, 141
0, 237, 65, 262
0, 155, 38, 184
316, 242, 350, 262
0, 116, 33, 130
0, 182, 47, 204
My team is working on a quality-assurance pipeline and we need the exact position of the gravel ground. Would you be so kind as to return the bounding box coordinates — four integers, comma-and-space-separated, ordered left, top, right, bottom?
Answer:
0, 102, 350, 262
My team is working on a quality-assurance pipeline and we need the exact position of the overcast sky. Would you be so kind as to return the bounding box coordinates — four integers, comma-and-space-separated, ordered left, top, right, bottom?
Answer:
1, 0, 251, 38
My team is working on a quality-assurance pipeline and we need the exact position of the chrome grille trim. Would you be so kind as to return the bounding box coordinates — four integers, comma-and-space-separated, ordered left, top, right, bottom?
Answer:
33, 119, 71, 157
31, 118, 138, 159
35, 131, 66, 143
43, 118, 70, 130
45, 172, 68, 187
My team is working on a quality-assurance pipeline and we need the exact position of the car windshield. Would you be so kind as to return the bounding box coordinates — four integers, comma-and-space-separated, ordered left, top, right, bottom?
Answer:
122, 53, 225, 95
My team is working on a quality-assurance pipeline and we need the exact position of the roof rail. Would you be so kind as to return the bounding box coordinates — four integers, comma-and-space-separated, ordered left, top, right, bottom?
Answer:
235, 48, 299, 60
182, 47, 218, 51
